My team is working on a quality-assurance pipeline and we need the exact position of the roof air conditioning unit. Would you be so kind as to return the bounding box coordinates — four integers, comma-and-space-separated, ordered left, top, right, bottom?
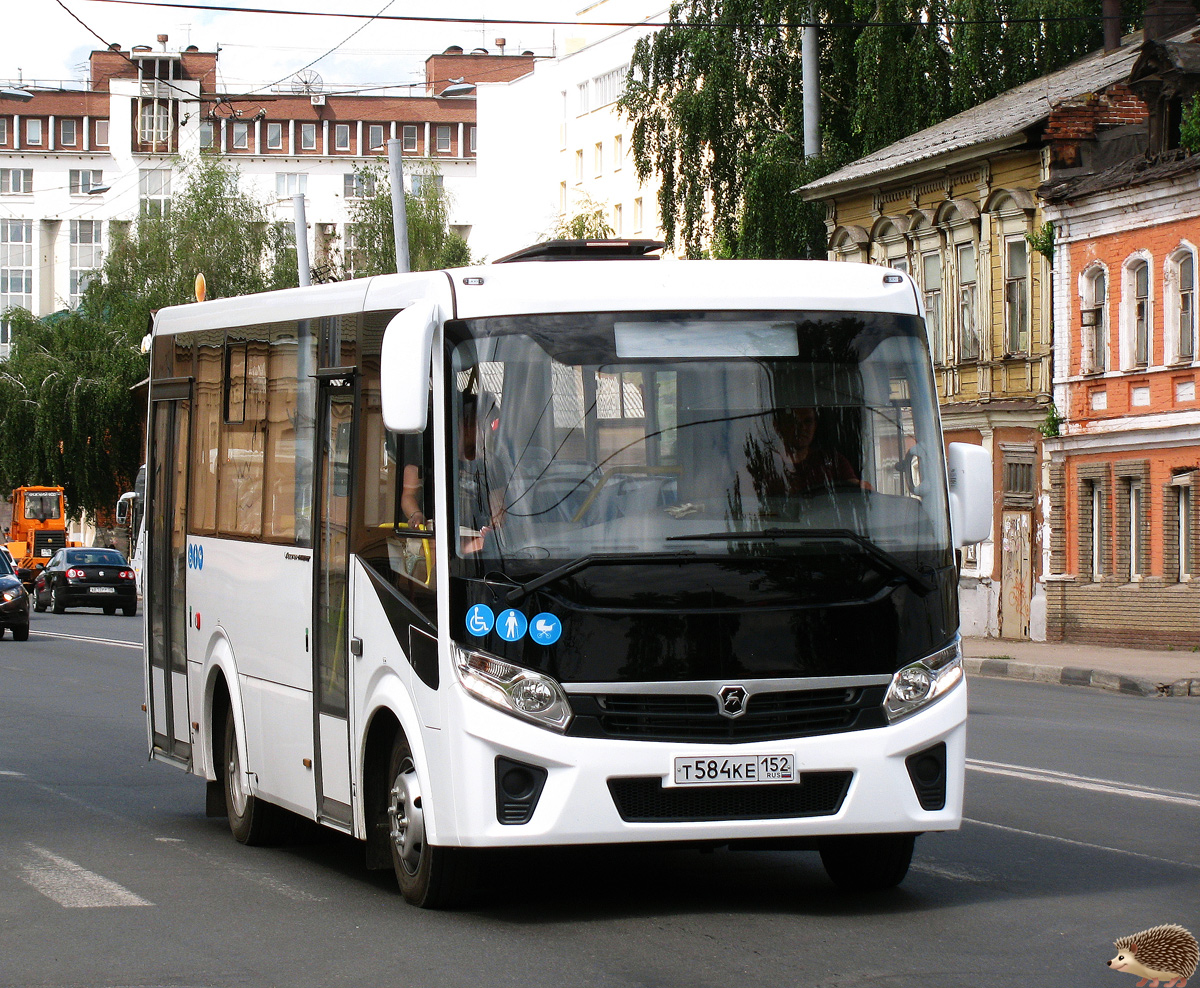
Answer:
310, 94, 326, 106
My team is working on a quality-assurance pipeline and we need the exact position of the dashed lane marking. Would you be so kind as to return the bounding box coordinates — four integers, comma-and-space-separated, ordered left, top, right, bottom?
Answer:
27, 630, 141, 650
14, 844, 153, 908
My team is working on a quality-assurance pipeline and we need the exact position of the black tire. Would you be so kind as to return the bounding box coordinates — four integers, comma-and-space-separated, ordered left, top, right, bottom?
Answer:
51, 584, 65, 615
222, 712, 287, 846
819, 833, 916, 892
122, 604, 137, 617
33, 588, 46, 613
0, 625, 5, 639
11, 622, 28, 642
386, 730, 472, 908
103, 605, 116, 616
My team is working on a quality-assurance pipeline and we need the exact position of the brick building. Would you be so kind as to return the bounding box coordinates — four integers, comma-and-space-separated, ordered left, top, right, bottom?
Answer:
0, 39, 534, 351
1039, 32, 1200, 647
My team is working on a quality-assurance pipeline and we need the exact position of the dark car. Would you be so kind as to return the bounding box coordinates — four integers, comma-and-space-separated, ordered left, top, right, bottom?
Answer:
33, 548, 137, 616
0, 550, 31, 640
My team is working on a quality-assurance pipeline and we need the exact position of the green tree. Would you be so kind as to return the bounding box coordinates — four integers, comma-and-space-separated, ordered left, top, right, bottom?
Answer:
340, 161, 471, 275
622, 0, 1145, 259
0, 153, 293, 516
548, 192, 616, 239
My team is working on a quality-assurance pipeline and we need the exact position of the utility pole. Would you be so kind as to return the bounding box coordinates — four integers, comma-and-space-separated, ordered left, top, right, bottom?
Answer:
387, 139, 411, 273
802, 4, 820, 158
292, 194, 311, 287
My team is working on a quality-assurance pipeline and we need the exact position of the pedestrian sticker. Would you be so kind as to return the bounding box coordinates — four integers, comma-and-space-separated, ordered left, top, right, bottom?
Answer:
496, 608, 528, 642
466, 603, 494, 637
529, 613, 562, 645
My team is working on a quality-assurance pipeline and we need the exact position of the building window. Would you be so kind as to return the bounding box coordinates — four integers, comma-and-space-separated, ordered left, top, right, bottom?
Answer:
94, 119, 108, 146
334, 123, 350, 151
26, 119, 42, 145
1175, 478, 1193, 581
613, 133, 623, 169
69, 219, 102, 306
1080, 266, 1107, 374
1167, 248, 1195, 364
60, 119, 77, 146
574, 149, 583, 183
1001, 446, 1036, 510
199, 120, 214, 148
436, 125, 451, 153
922, 251, 943, 364
0, 169, 33, 194
1127, 479, 1144, 579
577, 80, 590, 115
69, 169, 103, 194
276, 173, 307, 197
139, 103, 170, 144
592, 66, 628, 107
139, 168, 171, 217
368, 124, 384, 151
1004, 237, 1029, 354
343, 172, 375, 198
266, 122, 283, 149
232, 121, 249, 149
594, 141, 603, 177
559, 181, 567, 214
344, 223, 366, 278
402, 124, 418, 151
469, 125, 477, 154
613, 202, 623, 236
0, 218, 34, 347
1089, 481, 1105, 580
0, 118, 7, 144
1123, 257, 1152, 369
633, 197, 643, 233
410, 173, 443, 196
301, 122, 317, 151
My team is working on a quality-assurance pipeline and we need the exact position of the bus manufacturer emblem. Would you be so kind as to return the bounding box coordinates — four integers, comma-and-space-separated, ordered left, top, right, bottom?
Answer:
718, 685, 748, 719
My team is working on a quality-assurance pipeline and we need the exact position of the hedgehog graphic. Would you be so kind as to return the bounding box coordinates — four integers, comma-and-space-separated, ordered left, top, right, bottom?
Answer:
1107, 924, 1199, 987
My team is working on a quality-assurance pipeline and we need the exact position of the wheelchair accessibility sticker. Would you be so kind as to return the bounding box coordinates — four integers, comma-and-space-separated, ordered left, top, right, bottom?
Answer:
530, 613, 562, 645
465, 604, 494, 637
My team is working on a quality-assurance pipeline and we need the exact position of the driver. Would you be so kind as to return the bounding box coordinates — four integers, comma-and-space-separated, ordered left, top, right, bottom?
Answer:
771, 406, 862, 494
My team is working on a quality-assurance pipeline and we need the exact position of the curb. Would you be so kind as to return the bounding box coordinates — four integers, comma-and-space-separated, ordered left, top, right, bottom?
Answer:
963, 657, 1200, 698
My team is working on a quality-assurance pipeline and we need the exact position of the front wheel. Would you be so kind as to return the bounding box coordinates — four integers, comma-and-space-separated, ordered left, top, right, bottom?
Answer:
33, 589, 46, 613
819, 833, 916, 892
222, 713, 286, 845
51, 584, 65, 614
11, 622, 29, 642
387, 731, 472, 908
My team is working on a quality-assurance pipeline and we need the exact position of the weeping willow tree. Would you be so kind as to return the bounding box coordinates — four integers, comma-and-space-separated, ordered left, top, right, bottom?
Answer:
339, 161, 472, 276
0, 154, 294, 515
621, 0, 1146, 259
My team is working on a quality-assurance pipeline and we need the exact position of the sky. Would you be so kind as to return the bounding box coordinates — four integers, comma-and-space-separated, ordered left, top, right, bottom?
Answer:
1, 0, 586, 96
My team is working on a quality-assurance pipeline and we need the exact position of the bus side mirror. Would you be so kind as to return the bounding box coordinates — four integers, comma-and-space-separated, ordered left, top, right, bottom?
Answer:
946, 442, 993, 548
115, 497, 130, 526
381, 301, 438, 433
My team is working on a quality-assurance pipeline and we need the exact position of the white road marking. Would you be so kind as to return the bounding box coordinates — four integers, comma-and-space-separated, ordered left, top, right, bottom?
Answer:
966, 758, 1200, 808
910, 862, 990, 883
27, 630, 141, 650
0, 770, 25, 777
15, 844, 153, 908
963, 818, 1200, 871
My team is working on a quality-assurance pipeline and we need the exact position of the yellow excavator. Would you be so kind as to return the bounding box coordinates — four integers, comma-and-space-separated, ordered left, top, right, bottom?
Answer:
5, 487, 80, 590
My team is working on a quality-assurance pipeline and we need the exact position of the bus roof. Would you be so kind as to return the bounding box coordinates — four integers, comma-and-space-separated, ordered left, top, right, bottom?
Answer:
151, 259, 919, 337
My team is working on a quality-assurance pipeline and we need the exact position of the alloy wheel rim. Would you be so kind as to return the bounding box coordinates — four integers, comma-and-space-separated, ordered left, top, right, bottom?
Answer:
227, 735, 248, 816
387, 757, 425, 876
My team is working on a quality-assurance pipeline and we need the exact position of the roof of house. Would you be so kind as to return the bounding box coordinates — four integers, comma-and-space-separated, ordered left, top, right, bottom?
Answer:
801, 31, 1159, 197
1040, 146, 1200, 202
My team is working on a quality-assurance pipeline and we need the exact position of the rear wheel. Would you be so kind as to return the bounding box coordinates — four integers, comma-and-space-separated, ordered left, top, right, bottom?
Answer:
103, 605, 116, 616
819, 833, 916, 892
33, 589, 45, 613
222, 713, 286, 845
122, 604, 137, 617
387, 731, 472, 908
51, 584, 65, 614
11, 622, 28, 642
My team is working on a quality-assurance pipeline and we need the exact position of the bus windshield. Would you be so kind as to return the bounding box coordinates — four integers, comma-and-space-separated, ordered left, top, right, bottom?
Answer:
447, 310, 950, 575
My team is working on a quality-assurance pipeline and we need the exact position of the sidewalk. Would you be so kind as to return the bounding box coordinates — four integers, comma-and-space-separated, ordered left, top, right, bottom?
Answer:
962, 636, 1200, 698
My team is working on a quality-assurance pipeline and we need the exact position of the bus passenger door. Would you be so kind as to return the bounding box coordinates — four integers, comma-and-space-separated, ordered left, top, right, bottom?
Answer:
147, 392, 191, 766
313, 374, 354, 828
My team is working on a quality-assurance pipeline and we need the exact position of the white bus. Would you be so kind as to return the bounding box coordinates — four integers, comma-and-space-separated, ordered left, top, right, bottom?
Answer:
143, 240, 991, 907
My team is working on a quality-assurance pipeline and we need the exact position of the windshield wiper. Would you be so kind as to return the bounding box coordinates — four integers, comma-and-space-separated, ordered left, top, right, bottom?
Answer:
504, 550, 698, 604
665, 528, 935, 595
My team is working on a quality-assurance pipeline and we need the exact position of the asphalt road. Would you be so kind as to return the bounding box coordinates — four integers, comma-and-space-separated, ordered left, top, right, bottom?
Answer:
0, 608, 1196, 988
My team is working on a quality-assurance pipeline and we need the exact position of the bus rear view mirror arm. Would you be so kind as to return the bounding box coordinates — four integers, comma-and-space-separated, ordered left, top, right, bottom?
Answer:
946, 442, 993, 548
381, 301, 439, 433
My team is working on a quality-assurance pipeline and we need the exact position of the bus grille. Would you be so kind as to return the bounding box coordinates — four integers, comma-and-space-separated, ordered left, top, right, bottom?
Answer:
608, 772, 852, 822
567, 686, 887, 743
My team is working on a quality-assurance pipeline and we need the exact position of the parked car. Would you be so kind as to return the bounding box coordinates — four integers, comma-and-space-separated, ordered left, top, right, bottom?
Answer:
0, 549, 31, 640
33, 548, 137, 616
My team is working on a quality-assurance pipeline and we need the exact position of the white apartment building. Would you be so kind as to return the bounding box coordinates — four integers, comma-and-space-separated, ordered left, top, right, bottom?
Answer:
0, 41, 536, 354
471, 1, 669, 260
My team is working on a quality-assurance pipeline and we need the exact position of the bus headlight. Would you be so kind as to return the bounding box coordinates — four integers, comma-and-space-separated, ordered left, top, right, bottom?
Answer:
884, 639, 963, 723
452, 644, 573, 733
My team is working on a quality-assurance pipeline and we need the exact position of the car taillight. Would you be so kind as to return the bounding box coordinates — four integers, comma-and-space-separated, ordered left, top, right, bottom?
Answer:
121, 570, 133, 580
66, 568, 85, 579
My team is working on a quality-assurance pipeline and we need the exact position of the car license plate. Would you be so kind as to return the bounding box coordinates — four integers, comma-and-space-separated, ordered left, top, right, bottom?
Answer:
672, 754, 795, 786
89, 586, 116, 594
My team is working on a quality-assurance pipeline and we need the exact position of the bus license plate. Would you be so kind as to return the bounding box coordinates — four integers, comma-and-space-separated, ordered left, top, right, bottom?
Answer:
89, 586, 116, 594
673, 754, 794, 786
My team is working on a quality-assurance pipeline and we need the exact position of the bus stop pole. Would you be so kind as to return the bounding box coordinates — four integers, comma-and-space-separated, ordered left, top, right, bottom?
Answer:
388, 139, 411, 274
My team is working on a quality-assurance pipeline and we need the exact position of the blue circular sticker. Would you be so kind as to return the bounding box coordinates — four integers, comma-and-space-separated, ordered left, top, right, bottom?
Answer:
495, 608, 529, 642
529, 612, 563, 645
465, 603, 495, 637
